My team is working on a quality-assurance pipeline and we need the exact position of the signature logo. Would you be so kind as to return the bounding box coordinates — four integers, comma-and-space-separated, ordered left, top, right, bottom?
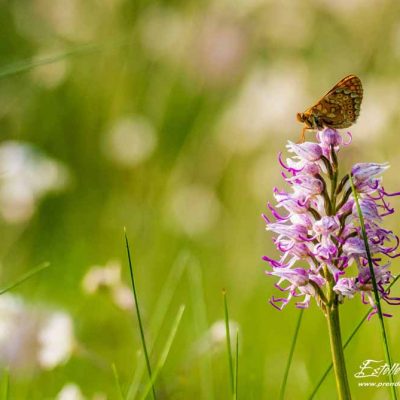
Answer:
355, 360, 400, 378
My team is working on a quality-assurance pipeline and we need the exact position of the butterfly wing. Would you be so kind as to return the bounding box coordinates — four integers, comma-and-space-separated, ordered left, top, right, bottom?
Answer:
304, 75, 363, 129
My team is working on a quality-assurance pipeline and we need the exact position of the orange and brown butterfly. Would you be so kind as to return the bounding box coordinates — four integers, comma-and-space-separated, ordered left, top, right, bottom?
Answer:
296, 75, 363, 142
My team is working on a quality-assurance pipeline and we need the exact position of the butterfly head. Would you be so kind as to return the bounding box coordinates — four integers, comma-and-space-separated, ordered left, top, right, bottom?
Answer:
296, 112, 315, 128
296, 112, 306, 123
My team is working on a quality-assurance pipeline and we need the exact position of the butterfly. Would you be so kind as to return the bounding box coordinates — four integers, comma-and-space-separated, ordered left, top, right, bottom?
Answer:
296, 75, 363, 142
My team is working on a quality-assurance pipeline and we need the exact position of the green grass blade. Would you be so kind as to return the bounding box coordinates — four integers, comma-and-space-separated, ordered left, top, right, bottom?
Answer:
188, 258, 214, 400
350, 175, 397, 400
124, 230, 156, 400
112, 363, 125, 400
1, 369, 9, 400
0, 37, 128, 80
223, 289, 235, 395
234, 331, 239, 400
0, 262, 50, 295
308, 275, 400, 399
279, 309, 304, 400
127, 251, 188, 399
139, 305, 186, 400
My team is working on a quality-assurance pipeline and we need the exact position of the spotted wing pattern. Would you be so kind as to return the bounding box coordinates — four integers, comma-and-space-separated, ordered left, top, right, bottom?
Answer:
305, 75, 363, 129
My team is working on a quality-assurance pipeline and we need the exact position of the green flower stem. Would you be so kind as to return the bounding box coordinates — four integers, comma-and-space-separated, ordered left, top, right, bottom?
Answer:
325, 165, 351, 400
326, 299, 351, 400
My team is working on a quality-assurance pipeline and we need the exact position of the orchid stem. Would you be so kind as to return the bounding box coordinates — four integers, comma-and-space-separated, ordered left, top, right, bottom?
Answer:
326, 300, 352, 400
324, 159, 351, 399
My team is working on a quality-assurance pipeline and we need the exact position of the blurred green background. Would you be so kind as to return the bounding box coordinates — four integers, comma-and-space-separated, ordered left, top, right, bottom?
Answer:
1, 0, 400, 399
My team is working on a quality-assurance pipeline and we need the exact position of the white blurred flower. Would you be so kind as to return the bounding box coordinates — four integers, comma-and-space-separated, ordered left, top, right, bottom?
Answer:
103, 116, 157, 167
56, 383, 85, 400
0, 141, 69, 223
195, 319, 239, 355
167, 184, 221, 237
0, 294, 75, 372
208, 320, 239, 345
82, 261, 121, 294
112, 285, 134, 311
38, 312, 75, 369
216, 63, 307, 154
82, 260, 134, 310
0, 295, 39, 371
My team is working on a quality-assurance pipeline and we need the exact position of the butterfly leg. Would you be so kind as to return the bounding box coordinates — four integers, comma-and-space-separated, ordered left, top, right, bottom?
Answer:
297, 127, 307, 143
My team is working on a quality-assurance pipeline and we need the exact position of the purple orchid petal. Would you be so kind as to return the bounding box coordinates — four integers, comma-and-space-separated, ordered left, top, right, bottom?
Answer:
278, 152, 301, 174
263, 128, 400, 317
343, 131, 352, 146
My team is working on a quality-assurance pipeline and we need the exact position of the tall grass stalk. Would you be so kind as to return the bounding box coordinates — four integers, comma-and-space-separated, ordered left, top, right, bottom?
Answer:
223, 289, 235, 396
112, 363, 124, 400
350, 175, 397, 400
127, 252, 188, 399
0, 262, 50, 295
188, 258, 214, 399
279, 309, 304, 400
139, 305, 186, 400
124, 230, 156, 400
0, 37, 128, 79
